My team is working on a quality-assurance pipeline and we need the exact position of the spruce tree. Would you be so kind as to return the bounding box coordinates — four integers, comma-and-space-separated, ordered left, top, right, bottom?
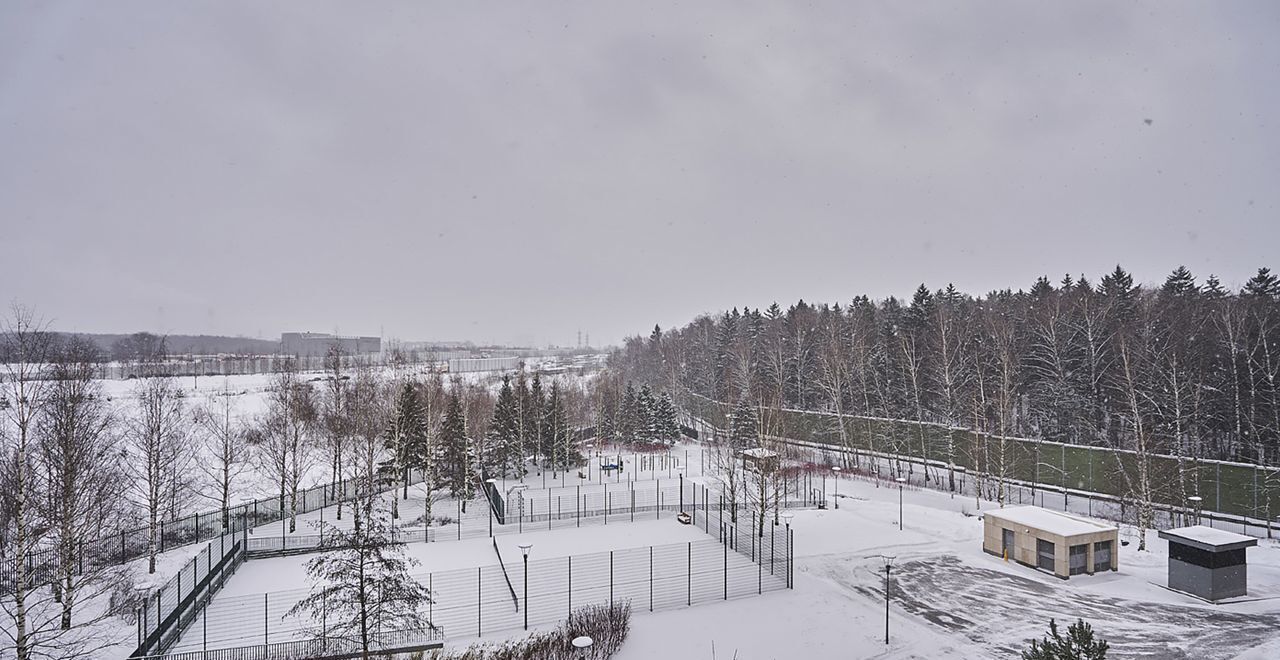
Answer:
542, 384, 583, 470
637, 384, 658, 442
380, 382, 427, 518
728, 397, 758, 449
514, 371, 532, 473
1022, 618, 1108, 660
529, 372, 545, 465
483, 375, 520, 477
618, 383, 638, 444
438, 389, 474, 502
654, 392, 680, 443
286, 499, 433, 654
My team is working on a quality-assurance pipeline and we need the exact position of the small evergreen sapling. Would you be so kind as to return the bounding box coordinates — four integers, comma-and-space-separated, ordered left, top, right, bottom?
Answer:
1022, 618, 1109, 660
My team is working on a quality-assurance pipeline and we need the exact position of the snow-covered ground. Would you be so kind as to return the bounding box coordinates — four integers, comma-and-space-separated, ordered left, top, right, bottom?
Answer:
616, 475, 1280, 660
75, 448, 1280, 660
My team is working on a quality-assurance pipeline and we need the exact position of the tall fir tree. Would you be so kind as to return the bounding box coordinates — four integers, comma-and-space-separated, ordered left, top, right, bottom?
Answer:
438, 389, 475, 502
482, 375, 520, 477
728, 397, 758, 449
637, 384, 658, 442
618, 383, 639, 444
653, 392, 680, 443
529, 372, 546, 464
542, 383, 583, 470
380, 382, 427, 518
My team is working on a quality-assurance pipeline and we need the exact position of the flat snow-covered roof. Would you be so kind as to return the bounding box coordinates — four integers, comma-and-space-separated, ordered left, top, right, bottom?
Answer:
985, 506, 1117, 537
1158, 525, 1258, 552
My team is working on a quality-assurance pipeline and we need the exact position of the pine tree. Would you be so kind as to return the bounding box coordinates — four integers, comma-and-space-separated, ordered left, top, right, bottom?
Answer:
653, 392, 680, 443
438, 389, 474, 502
1022, 618, 1109, 660
542, 384, 583, 470
483, 375, 520, 477
618, 383, 638, 444
728, 398, 758, 449
529, 373, 545, 465
380, 382, 427, 518
514, 371, 532, 473
637, 384, 658, 442
286, 499, 433, 655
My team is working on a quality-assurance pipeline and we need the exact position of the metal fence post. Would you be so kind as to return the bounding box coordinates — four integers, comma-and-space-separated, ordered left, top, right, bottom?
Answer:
568, 556, 572, 615
264, 593, 269, 645
724, 525, 728, 600
649, 545, 654, 612
477, 567, 482, 636
609, 551, 614, 604
687, 541, 692, 606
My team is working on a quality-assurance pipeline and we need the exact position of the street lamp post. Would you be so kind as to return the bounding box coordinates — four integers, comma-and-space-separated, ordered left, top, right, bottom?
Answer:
895, 477, 906, 531
832, 466, 842, 509
519, 543, 533, 630
879, 555, 897, 644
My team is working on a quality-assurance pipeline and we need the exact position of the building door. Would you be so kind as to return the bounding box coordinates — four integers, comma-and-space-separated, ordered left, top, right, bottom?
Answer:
1094, 540, 1112, 571
1036, 539, 1055, 571
1069, 544, 1088, 575
1002, 529, 1014, 559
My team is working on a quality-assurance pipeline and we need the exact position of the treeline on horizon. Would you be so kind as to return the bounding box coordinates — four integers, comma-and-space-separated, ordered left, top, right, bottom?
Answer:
611, 265, 1280, 468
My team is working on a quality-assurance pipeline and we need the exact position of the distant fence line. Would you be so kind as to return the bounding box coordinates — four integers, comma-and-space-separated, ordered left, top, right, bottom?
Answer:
684, 394, 1280, 530
0, 468, 428, 597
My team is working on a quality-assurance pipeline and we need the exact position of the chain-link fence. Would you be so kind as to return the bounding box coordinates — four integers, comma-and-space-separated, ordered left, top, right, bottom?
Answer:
167, 520, 790, 655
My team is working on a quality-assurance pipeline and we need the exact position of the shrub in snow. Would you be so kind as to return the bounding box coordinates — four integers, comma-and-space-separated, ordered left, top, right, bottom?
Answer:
432, 602, 631, 659
1022, 618, 1109, 660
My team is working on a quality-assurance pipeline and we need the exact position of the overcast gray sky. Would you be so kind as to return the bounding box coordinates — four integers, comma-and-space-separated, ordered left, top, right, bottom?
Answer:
2, 1, 1277, 347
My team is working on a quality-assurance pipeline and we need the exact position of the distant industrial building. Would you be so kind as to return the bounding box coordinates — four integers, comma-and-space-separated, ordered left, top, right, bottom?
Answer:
983, 506, 1118, 579
447, 356, 521, 373
281, 332, 381, 358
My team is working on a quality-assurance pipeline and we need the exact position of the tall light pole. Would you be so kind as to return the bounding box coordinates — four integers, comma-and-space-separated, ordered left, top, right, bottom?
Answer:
895, 477, 906, 531
519, 543, 533, 630
878, 555, 897, 644
832, 466, 842, 509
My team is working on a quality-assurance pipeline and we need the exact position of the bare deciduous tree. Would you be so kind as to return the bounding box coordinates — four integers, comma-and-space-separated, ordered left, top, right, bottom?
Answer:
125, 375, 189, 574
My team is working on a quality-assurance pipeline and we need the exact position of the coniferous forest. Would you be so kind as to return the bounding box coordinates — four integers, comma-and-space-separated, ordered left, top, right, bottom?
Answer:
611, 266, 1280, 471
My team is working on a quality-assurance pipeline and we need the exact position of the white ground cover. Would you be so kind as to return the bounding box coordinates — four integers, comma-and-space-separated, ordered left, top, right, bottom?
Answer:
615, 473, 1280, 659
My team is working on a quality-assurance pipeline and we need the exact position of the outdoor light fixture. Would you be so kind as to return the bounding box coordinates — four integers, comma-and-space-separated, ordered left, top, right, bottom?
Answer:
832, 466, 842, 509
519, 543, 533, 630
572, 635, 594, 659
1188, 495, 1204, 526
895, 477, 907, 531
878, 555, 897, 644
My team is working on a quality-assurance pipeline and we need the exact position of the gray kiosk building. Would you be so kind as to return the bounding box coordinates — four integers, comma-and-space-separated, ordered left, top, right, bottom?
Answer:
1158, 525, 1257, 601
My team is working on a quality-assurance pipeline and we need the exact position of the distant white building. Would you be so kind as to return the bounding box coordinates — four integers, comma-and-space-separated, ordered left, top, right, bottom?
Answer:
447, 356, 521, 373
280, 332, 381, 358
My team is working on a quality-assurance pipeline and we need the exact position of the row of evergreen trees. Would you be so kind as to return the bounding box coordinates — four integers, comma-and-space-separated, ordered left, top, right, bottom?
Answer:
614, 265, 1280, 468
593, 379, 682, 446
379, 372, 587, 507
